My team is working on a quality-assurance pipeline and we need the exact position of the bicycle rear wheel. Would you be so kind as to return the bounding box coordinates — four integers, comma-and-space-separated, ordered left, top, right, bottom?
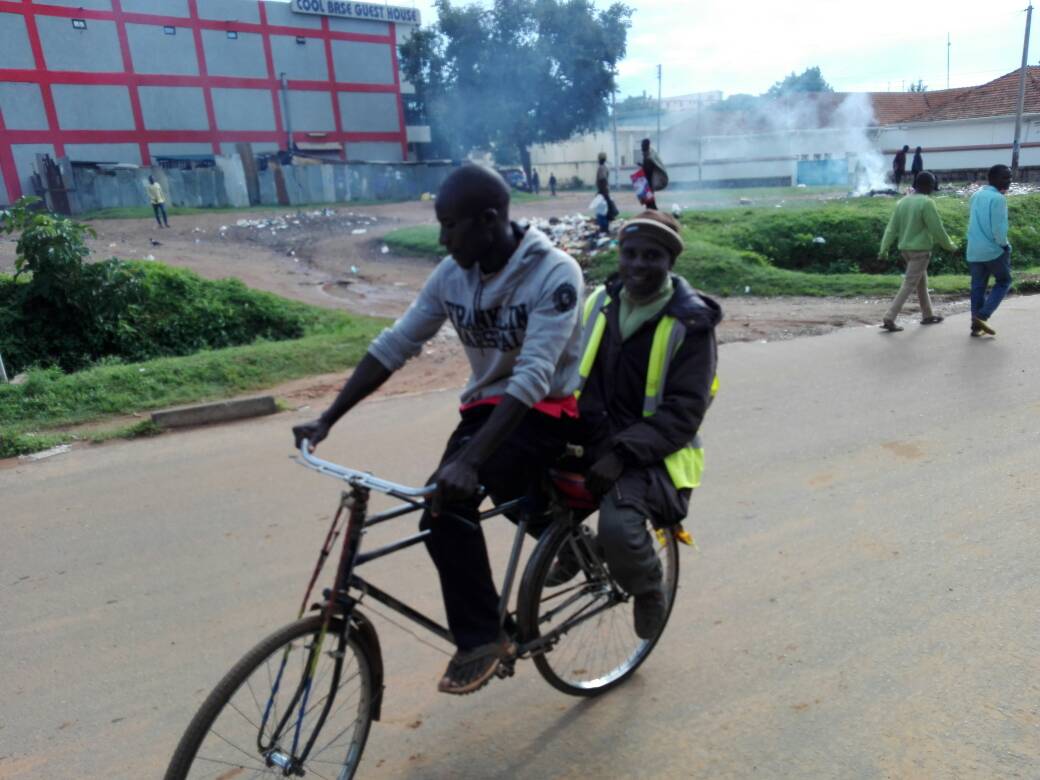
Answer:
517, 516, 679, 696
165, 615, 375, 780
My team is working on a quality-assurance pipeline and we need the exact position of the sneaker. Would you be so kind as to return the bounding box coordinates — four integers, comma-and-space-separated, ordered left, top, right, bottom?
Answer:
920, 315, 944, 325
972, 316, 996, 335
437, 636, 516, 695
881, 319, 903, 332
633, 588, 667, 640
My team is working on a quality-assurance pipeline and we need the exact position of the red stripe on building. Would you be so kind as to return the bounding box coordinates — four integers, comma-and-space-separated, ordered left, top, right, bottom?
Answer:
391, 22, 409, 161
0, 104, 22, 202
321, 16, 347, 160
186, 0, 221, 154
257, 2, 285, 152
111, 0, 150, 165
21, 0, 63, 157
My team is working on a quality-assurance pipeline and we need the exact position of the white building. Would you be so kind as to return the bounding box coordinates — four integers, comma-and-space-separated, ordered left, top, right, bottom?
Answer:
531, 69, 1040, 189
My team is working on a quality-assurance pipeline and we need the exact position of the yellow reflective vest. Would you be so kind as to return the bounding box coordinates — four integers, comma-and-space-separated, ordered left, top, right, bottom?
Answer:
575, 285, 718, 490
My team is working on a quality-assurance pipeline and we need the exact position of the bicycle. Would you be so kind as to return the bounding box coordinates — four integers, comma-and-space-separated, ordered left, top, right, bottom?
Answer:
164, 441, 684, 779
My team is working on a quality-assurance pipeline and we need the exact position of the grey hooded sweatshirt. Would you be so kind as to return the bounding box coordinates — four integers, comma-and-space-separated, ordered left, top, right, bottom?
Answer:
369, 225, 584, 408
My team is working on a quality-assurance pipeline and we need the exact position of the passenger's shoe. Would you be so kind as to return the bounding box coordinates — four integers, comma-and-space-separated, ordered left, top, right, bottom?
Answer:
437, 635, 516, 695
972, 316, 996, 335
920, 315, 944, 324
633, 588, 667, 640
881, 319, 903, 332
545, 530, 600, 586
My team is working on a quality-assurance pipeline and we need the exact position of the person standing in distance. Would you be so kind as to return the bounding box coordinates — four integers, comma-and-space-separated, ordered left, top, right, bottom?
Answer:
147, 175, 169, 228
893, 145, 909, 188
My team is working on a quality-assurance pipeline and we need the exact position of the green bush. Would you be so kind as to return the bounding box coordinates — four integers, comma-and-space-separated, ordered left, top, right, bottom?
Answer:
693, 194, 1040, 277
0, 198, 338, 374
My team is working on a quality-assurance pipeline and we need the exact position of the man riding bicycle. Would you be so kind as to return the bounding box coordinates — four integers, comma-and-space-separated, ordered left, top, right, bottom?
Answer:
554, 210, 721, 638
293, 165, 584, 695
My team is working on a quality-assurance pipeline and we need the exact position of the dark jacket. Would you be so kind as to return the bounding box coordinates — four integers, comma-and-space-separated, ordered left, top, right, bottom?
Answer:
577, 274, 722, 525
911, 151, 924, 175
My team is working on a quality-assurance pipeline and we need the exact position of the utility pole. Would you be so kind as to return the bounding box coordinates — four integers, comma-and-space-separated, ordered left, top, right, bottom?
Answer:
656, 64, 662, 151
279, 72, 293, 153
611, 87, 620, 189
696, 93, 703, 182
1011, 3, 1033, 176
946, 33, 951, 89
0, 352, 7, 383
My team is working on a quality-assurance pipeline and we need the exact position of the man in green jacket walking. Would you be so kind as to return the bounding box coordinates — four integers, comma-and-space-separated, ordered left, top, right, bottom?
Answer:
877, 172, 957, 332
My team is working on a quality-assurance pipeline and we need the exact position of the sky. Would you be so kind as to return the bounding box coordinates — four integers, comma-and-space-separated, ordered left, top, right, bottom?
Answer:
399, 0, 1038, 98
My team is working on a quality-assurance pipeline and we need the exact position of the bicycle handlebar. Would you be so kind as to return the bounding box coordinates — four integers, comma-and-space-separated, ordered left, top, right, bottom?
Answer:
297, 440, 437, 498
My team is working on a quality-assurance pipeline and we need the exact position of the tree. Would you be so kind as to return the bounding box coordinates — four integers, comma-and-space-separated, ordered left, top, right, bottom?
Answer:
908, 80, 928, 92
766, 66, 834, 97
399, 0, 632, 173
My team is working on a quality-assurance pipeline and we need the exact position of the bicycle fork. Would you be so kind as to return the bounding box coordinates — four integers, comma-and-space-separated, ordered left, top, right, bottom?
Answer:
258, 484, 370, 775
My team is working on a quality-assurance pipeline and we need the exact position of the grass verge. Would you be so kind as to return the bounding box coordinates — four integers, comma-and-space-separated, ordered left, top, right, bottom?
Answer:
1, 317, 383, 458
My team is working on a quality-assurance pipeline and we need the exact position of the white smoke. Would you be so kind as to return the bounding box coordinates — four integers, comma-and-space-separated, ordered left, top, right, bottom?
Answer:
831, 93, 887, 195
658, 91, 888, 194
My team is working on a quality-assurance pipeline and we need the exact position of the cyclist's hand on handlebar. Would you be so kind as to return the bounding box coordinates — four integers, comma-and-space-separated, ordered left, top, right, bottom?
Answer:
586, 451, 624, 496
293, 419, 331, 452
430, 459, 479, 515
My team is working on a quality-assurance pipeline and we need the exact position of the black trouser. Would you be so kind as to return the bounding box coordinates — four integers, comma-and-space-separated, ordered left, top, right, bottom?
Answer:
598, 491, 662, 596
419, 405, 570, 650
152, 203, 169, 226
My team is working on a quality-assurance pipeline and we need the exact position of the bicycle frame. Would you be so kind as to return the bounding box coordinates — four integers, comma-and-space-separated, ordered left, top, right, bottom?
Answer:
255, 443, 622, 773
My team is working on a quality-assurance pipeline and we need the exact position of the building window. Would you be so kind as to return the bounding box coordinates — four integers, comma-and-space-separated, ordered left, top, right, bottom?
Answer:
71, 18, 87, 29
295, 36, 307, 44
163, 26, 176, 35
226, 30, 238, 39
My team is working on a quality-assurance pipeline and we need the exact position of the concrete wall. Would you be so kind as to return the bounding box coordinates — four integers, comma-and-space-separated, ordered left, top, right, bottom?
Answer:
126, 23, 200, 76
339, 92, 400, 132
139, 87, 210, 131
532, 115, 1040, 189
62, 158, 453, 212
0, 13, 35, 69
52, 85, 135, 130
0, 83, 48, 130
37, 16, 124, 72
200, 29, 268, 78
212, 88, 277, 130
286, 90, 337, 132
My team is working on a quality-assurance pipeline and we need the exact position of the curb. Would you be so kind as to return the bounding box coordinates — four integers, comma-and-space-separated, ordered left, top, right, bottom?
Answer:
151, 395, 278, 429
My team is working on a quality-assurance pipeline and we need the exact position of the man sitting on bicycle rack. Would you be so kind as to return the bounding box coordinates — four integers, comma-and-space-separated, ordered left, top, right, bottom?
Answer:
555, 210, 721, 639
293, 164, 584, 695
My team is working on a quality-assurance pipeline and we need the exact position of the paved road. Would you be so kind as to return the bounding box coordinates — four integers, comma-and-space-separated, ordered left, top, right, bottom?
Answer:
2, 298, 1038, 779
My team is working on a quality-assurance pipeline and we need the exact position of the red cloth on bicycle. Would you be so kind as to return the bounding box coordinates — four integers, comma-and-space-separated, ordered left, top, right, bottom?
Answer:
460, 394, 578, 419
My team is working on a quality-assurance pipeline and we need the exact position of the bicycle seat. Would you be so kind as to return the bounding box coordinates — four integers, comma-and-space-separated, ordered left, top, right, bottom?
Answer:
548, 468, 597, 510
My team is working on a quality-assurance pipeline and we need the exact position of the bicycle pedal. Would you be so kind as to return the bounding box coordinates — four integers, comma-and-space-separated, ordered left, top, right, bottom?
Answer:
495, 660, 516, 679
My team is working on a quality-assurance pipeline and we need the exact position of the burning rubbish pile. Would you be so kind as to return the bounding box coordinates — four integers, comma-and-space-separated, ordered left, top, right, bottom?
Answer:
527, 214, 616, 266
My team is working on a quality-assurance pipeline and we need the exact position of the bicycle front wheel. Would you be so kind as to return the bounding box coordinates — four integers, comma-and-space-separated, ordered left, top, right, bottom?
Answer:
165, 615, 375, 780
517, 516, 679, 696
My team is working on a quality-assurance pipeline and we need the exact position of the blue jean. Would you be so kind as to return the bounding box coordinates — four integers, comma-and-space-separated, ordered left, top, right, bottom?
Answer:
969, 247, 1012, 320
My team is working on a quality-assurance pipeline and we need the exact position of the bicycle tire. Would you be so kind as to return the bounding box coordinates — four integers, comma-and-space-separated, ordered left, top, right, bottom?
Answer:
165, 615, 375, 780
517, 516, 679, 697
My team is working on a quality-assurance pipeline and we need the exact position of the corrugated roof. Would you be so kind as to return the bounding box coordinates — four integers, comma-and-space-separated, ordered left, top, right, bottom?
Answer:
899, 67, 1040, 121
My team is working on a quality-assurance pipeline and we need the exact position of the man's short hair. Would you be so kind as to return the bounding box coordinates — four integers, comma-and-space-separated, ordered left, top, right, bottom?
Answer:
988, 164, 1012, 184
913, 171, 935, 191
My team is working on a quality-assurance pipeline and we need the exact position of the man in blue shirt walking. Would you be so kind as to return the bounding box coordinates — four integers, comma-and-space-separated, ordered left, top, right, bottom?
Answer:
966, 165, 1013, 336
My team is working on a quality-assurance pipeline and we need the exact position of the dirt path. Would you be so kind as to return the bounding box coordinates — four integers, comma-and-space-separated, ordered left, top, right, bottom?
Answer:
0, 192, 971, 401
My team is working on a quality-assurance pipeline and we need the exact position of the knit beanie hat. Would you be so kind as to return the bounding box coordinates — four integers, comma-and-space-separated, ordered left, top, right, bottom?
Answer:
618, 210, 684, 259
